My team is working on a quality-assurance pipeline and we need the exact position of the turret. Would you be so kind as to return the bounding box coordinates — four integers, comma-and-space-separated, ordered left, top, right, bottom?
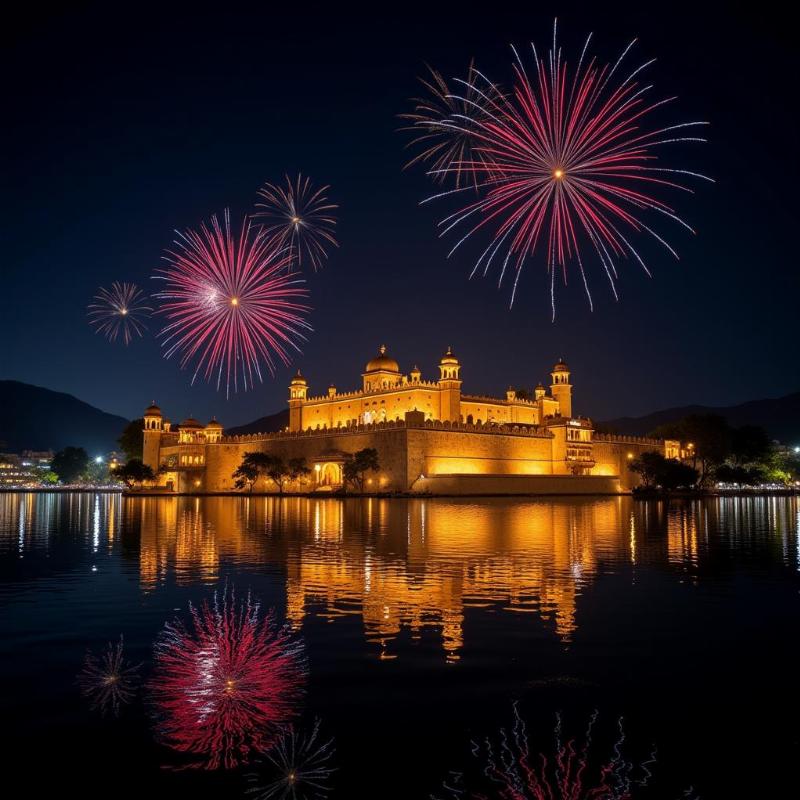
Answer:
142, 402, 163, 471
288, 370, 308, 431
550, 359, 572, 418
205, 417, 223, 443
437, 347, 462, 422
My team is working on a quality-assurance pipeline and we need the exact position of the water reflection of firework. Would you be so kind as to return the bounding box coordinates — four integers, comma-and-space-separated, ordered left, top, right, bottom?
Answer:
78, 635, 141, 717
150, 588, 307, 769
435, 705, 699, 799
246, 718, 336, 799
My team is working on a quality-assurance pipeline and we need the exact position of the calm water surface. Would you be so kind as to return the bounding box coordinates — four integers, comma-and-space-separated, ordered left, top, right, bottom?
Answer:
1, 493, 798, 798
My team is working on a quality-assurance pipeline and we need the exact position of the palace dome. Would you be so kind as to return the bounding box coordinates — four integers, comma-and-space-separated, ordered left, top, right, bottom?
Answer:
290, 370, 307, 385
440, 346, 459, 365
206, 417, 223, 429
365, 345, 399, 373
180, 416, 202, 429
144, 402, 162, 416
553, 358, 569, 371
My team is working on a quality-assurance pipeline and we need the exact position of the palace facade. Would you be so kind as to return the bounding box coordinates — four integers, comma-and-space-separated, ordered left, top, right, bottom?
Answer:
142, 345, 676, 494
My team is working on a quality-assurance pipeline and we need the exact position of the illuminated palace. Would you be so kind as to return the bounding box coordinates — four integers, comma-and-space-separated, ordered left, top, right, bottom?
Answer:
142, 345, 677, 494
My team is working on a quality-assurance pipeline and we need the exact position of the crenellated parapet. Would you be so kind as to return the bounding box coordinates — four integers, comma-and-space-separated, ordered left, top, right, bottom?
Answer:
593, 433, 663, 445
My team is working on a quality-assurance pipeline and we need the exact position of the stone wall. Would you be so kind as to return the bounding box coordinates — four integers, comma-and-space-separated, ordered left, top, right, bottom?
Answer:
592, 434, 664, 491
405, 426, 556, 484
416, 474, 621, 495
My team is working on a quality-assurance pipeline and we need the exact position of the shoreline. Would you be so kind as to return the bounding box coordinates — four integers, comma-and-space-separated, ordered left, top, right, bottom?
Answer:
3, 488, 798, 499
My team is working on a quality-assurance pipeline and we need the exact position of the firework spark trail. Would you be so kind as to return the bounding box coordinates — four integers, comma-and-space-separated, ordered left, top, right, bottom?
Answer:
154, 210, 312, 397
410, 19, 711, 315
246, 718, 337, 799
399, 61, 504, 190
433, 705, 700, 800
253, 174, 338, 271
150, 588, 307, 770
77, 635, 141, 717
87, 282, 152, 344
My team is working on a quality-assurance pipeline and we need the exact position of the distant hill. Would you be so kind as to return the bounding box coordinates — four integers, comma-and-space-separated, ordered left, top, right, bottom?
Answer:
599, 392, 800, 443
0, 380, 130, 454
227, 408, 289, 437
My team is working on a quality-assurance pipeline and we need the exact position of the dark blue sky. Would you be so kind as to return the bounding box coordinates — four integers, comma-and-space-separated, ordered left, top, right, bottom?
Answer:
4, 2, 798, 427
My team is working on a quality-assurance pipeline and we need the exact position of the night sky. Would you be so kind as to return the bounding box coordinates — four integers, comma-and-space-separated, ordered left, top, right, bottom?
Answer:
4, 2, 798, 427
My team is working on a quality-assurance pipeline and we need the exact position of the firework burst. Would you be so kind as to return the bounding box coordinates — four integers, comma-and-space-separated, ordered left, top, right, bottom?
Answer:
246, 719, 336, 800
150, 587, 307, 770
78, 635, 141, 717
399, 60, 503, 189
253, 174, 338, 271
418, 20, 711, 315
154, 210, 312, 397
87, 281, 152, 344
434, 705, 699, 800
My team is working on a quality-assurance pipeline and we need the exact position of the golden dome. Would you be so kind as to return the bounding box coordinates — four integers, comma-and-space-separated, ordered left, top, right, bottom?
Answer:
144, 402, 162, 416
553, 358, 569, 372
440, 346, 459, 365
206, 417, 223, 429
180, 416, 202, 429
365, 345, 399, 373
290, 369, 307, 385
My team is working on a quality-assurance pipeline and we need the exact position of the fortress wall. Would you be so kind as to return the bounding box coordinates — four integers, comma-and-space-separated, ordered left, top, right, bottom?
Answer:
203, 428, 409, 491
415, 474, 621, 495
405, 428, 556, 485
591, 437, 664, 491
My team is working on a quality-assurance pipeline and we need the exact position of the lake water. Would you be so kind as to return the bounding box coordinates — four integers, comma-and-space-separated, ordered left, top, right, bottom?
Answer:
1, 493, 797, 798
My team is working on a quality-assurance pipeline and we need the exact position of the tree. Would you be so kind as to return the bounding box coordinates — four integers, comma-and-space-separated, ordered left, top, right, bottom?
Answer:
714, 463, 764, 486
263, 455, 291, 493
730, 425, 772, 466
343, 448, 380, 492
51, 446, 89, 483
115, 459, 155, 489
117, 418, 144, 461
233, 451, 269, 492
651, 414, 732, 486
287, 457, 312, 487
628, 451, 665, 489
628, 451, 698, 491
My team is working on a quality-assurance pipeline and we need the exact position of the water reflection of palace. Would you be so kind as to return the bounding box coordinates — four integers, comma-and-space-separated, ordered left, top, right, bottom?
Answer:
128, 496, 634, 660
2, 493, 799, 660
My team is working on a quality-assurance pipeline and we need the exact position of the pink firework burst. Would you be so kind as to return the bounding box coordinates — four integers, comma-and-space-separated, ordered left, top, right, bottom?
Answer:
154, 210, 312, 397
150, 588, 307, 770
253, 174, 338, 271
420, 20, 712, 315
87, 281, 152, 345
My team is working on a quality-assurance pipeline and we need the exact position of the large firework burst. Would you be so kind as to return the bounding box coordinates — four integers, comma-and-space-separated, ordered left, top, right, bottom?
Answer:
77, 635, 141, 717
253, 174, 338, 271
154, 210, 312, 397
87, 281, 152, 344
399, 60, 502, 189
150, 588, 307, 770
417, 20, 711, 314
434, 705, 699, 800
246, 719, 336, 800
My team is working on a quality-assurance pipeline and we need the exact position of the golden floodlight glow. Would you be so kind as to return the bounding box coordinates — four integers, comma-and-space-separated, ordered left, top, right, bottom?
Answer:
230, 297, 239, 306
553, 168, 564, 179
